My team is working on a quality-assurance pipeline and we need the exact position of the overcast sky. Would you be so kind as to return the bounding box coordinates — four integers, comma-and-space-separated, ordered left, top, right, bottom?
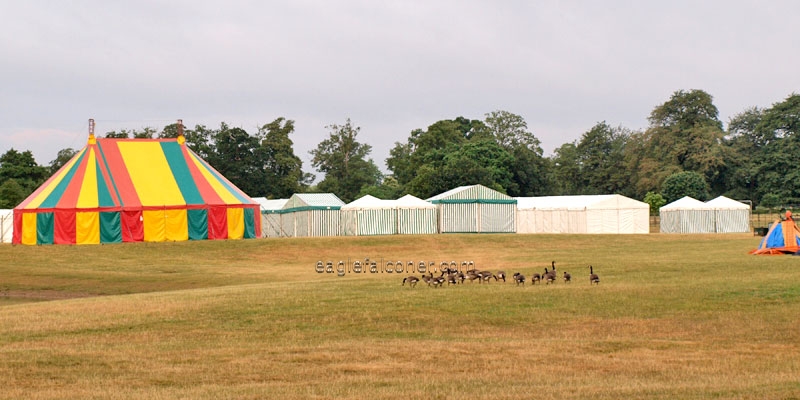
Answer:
2, 1, 799, 177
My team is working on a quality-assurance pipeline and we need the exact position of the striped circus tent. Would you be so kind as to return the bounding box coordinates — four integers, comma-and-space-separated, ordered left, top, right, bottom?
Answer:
427, 184, 516, 233
13, 125, 260, 245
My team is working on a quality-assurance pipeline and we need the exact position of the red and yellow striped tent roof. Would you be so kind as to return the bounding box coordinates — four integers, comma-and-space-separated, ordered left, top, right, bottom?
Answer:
14, 134, 261, 245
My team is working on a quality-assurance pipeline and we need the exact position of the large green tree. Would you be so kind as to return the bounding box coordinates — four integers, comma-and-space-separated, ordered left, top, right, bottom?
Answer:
310, 119, 381, 203
661, 171, 710, 202
258, 118, 310, 198
626, 89, 726, 198
0, 178, 26, 208
206, 124, 267, 197
48, 148, 78, 174
484, 110, 551, 196
0, 149, 49, 197
724, 94, 800, 205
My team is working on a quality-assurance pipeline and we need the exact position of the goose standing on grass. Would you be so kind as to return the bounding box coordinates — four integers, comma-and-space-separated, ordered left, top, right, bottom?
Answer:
493, 271, 507, 282
589, 265, 600, 285
544, 267, 556, 285
402, 276, 420, 287
530, 272, 541, 285
563, 271, 571, 283
513, 272, 526, 286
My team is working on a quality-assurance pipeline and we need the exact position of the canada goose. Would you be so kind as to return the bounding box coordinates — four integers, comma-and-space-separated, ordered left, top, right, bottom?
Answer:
431, 276, 445, 288
589, 265, 600, 285
465, 271, 481, 283
493, 271, 507, 282
402, 276, 420, 287
456, 271, 466, 284
447, 274, 458, 285
530, 272, 541, 284
513, 272, 526, 285
563, 271, 571, 283
421, 272, 433, 286
479, 271, 493, 283
544, 267, 556, 284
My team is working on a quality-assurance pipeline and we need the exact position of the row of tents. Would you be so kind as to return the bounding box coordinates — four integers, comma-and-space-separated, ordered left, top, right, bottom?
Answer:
1, 126, 768, 245
659, 196, 752, 234
256, 189, 757, 238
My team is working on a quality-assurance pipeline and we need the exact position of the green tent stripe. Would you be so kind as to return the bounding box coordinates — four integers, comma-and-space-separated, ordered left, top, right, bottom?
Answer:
262, 205, 341, 214
95, 163, 116, 208
100, 212, 122, 243
187, 209, 208, 240
244, 208, 256, 238
39, 151, 88, 209
162, 142, 205, 205
95, 141, 126, 208
430, 199, 517, 204
37, 212, 54, 245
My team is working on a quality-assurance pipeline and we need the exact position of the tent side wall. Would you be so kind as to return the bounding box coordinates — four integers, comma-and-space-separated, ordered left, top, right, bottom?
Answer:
480, 203, 516, 233
714, 209, 751, 233
438, 203, 479, 233
0, 210, 13, 243
261, 211, 283, 238
14, 204, 260, 244
660, 209, 716, 233
397, 207, 438, 235
340, 208, 396, 236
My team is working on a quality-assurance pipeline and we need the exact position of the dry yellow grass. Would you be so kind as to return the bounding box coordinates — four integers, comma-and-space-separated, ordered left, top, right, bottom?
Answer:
1, 233, 799, 399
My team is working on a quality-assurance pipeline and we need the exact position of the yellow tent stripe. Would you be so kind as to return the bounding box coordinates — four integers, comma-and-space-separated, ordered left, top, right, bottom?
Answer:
76, 149, 99, 208
189, 154, 240, 204
119, 142, 185, 206
21, 213, 37, 245
76, 212, 100, 244
24, 147, 87, 209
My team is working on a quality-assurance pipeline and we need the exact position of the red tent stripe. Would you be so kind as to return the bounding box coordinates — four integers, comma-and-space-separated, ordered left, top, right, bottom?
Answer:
97, 140, 142, 208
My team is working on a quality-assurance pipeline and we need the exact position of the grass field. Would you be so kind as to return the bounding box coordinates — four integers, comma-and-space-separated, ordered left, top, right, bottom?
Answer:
1, 233, 799, 399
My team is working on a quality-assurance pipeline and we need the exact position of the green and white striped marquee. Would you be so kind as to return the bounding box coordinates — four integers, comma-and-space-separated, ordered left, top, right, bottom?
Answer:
427, 184, 516, 233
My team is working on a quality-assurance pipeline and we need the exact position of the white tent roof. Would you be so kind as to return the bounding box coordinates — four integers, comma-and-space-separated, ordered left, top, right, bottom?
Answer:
705, 196, 750, 210
395, 194, 436, 209
341, 195, 395, 210
253, 197, 288, 211
660, 196, 712, 211
516, 195, 647, 210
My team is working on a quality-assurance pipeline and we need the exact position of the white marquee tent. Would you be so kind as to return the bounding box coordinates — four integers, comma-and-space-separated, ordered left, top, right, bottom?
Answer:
254, 197, 288, 238
395, 194, 438, 235
659, 196, 715, 233
705, 196, 751, 233
340, 195, 398, 236
278, 193, 344, 237
427, 185, 516, 233
0, 209, 13, 243
516, 195, 650, 234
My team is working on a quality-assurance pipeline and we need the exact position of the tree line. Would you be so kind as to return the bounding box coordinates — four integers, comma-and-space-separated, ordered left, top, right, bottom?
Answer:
1, 89, 799, 211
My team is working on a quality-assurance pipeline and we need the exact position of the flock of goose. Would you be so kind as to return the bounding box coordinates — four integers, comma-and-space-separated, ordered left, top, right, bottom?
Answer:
401, 261, 601, 288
